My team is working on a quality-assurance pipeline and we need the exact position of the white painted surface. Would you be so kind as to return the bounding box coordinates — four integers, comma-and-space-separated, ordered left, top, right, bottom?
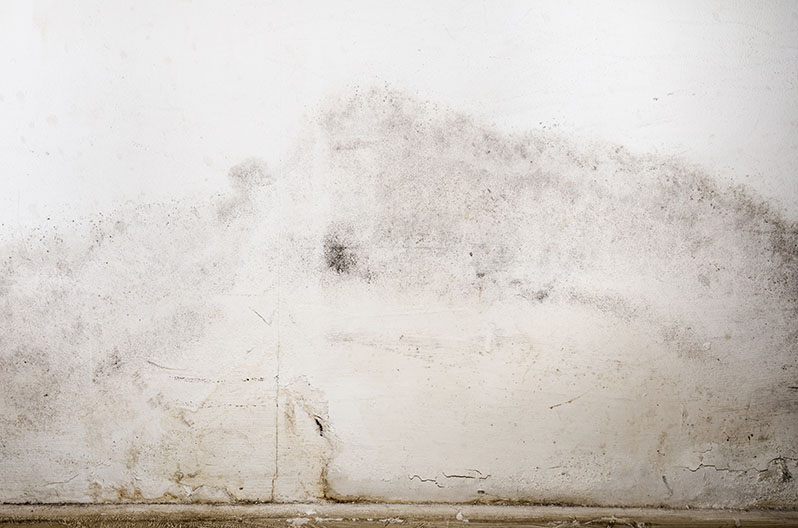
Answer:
0, 1, 796, 508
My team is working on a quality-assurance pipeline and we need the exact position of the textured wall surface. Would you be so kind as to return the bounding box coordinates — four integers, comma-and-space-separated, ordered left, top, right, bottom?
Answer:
1, 88, 796, 508
1, 1, 797, 511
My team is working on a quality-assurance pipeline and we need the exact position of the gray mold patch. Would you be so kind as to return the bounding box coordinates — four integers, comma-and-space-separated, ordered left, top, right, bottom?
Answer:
0, 345, 61, 433
1, 87, 796, 508
306, 88, 798, 311
283, 88, 797, 507
0, 160, 276, 502
324, 227, 358, 276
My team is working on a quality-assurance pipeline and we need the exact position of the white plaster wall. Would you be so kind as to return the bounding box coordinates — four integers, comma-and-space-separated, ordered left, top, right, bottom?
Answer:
0, 1, 797, 508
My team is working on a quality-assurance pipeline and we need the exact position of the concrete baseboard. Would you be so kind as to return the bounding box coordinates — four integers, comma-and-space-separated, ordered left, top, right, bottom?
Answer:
1, 504, 797, 527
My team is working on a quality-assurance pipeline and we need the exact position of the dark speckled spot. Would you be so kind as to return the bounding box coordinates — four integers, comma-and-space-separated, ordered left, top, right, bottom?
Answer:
324, 234, 357, 275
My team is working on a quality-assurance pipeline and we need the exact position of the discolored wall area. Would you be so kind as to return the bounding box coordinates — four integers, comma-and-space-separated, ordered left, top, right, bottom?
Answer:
3, 0, 798, 511
1, 87, 796, 508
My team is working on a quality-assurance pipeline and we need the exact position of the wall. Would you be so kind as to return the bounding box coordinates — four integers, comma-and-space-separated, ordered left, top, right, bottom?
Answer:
0, 1, 796, 509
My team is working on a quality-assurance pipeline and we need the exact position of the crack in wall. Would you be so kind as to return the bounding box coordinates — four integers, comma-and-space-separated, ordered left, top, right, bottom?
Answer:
441, 471, 491, 480
270, 343, 280, 503
682, 456, 798, 474
409, 475, 443, 488
409, 470, 491, 489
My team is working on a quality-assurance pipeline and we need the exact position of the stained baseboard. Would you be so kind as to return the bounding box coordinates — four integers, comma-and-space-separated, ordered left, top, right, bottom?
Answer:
1, 503, 798, 527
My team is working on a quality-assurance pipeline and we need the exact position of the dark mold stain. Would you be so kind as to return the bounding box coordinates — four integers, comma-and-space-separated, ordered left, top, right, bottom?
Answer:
323, 226, 363, 278
217, 157, 271, 223
310, 88, 798, 342
0, 158, 270, 501
91, 348, 123, 383
0, 346, 61, 433
324, 236, 357, 275
305, 87, 798, 507
227, 157, 270, 192
1, 86, 797, 507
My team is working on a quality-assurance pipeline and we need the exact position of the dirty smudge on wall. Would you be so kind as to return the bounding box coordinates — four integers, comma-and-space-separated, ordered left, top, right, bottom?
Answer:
0, 88, 796, 508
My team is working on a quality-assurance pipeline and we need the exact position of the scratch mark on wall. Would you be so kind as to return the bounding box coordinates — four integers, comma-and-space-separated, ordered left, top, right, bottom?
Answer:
441, 470, 491, 481
146, 359, 184, 371
549, 393, 586, 410
44, 474, 79, 487
250, 307, 273, 326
